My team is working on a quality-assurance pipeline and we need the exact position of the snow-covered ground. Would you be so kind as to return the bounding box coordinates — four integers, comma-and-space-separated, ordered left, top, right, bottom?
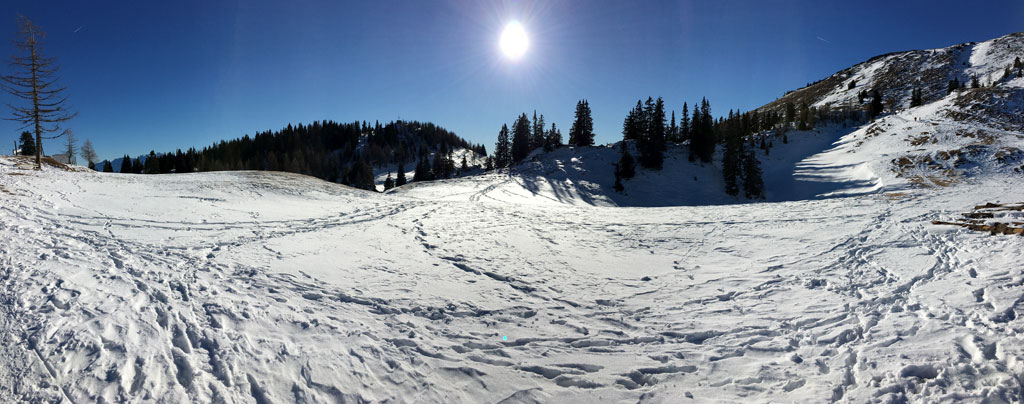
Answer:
3, 123, 1024, 404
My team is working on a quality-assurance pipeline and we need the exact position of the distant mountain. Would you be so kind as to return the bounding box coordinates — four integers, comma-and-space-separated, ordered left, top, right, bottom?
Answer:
95, 155, 147, 173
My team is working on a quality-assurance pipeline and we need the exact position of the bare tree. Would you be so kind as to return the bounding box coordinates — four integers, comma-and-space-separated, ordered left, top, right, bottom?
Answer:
1, 16, 76, 169
80, 139, 97, 169
64, 128, 77, 165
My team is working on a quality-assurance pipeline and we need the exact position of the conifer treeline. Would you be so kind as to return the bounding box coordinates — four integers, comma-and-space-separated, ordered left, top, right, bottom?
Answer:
490, 96, 767, 199
617, 97, 764, 198
113, 120, 486, 191
491, 105, 574, 169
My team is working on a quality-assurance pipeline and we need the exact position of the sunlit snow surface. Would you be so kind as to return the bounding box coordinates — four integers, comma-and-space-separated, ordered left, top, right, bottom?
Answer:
2, 134, 1024, 404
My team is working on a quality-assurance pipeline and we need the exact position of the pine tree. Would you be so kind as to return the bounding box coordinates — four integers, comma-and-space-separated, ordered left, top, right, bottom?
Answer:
652, 97, 667, 152
623, 100, 643, 141
494, 123, 511, 168
1, 17, 76, 169
1015, 56, 1022, 69
848, 80, 857, 90
784, 102, 796, 126
511, 113, 531, 163
721, 115, 743, 196
616, 142, 636, 179
120, 155, 133, 173
971, 76, 980, 89
439, 144, 454, 178
637, 97, 666, 169
568, 100, 594, 147
703, 99, 714, 157
384, 173, 395, 190
868, 90, 884, 119
909, 88, 923, 107
543, 122, 557, 152
742, 150, 764, 199
680, 102, 690, 142
80, 139, 97, 169
18, 131, 35, 156
642, 97, 654, 137
347, 157, 375, 191
102, 160, 113, 172
143, 150, 157, 173
132, 158, 143, 174
797, 103, 809, 131
460, 155, 468, 173
445, 148, 455, 178
531, 111, 546, 151
413, 148, 431, 181
689, 98, 715, 163
395, 161, 407, 186
947, 78, 960, 94
669, 110, 678, 143
432, 145, 446, 179
688, 102, 701, 161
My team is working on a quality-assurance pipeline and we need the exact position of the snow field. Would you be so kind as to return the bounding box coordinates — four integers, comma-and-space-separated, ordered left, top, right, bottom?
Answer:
2, 152, 1024, 402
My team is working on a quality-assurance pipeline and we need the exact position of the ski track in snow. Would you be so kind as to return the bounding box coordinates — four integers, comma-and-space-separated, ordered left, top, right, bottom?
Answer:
2, 155, 1023, 404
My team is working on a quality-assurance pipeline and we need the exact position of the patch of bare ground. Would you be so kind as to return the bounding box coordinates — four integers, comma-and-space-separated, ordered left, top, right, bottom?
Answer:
881, 192, 911, 201
933, 202, 1024, 235
9, 155, 73, 171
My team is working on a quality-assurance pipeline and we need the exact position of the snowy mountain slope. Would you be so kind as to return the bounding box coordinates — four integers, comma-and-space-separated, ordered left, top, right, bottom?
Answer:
3, 154, 1024, 403
759, 32, 1024, 190
432, 33, 1024, 207
762, 32, 1024, 114
395, 104, 1024, 207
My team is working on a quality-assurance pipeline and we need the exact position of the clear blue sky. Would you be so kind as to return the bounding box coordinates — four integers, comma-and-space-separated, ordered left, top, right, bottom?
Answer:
2, 0, 1022, 161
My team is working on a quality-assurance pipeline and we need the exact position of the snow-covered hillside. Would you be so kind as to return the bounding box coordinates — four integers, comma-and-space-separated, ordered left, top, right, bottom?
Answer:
393, 126, 886, 207
448, 32, 1024, 207
3, 148, 1024, 403
755, 32, 1024, 193
763, 32, 1024, 116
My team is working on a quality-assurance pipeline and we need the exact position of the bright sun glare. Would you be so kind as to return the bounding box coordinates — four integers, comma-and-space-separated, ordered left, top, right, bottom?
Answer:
500, 21, 529, 60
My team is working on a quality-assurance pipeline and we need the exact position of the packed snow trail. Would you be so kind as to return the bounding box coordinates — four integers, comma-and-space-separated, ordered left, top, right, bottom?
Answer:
1, 158, 1024, 403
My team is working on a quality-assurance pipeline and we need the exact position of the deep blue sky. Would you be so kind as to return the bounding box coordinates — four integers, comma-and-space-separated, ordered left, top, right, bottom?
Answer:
2, 0, 1022, 161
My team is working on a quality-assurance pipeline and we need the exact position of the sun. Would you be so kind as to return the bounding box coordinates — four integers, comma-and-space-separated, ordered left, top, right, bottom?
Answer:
499, 21, 529, 60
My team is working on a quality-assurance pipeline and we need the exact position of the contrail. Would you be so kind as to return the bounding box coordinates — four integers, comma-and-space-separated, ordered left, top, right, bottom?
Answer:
73, 25, 84, 33
816, 36, 830, 44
